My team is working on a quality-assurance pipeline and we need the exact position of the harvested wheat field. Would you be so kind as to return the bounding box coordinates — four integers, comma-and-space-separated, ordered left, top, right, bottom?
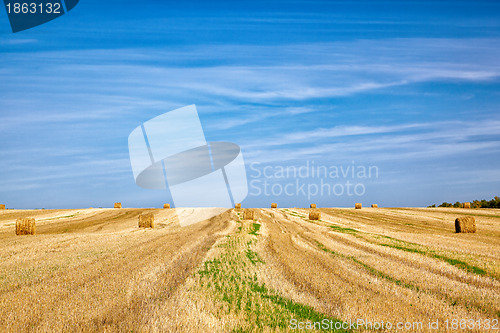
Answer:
0, 207, 499, 332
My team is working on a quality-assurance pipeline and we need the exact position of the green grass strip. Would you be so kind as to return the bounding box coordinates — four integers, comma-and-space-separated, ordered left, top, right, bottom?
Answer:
431, 255, 487, 276
329, 225, 359, 234
377, 237, 489, 277
197, 221, 350, 332
245, 249, 264, 265
249, 223, 261, 235
315, 241, 418, 291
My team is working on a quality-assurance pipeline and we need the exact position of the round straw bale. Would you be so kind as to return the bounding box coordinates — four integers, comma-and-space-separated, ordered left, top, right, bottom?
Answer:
455, 216, 476, 233
139, 213, 154, 228
16, 218, 36, 235
309, 209, 321, 220
243, 209, 254, 220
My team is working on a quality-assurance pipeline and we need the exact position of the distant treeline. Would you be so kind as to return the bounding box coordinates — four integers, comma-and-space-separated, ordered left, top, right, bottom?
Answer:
428, 196, 500, 208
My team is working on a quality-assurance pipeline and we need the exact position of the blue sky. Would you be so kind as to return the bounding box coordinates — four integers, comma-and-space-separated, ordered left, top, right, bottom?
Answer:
1, 0, 500, 208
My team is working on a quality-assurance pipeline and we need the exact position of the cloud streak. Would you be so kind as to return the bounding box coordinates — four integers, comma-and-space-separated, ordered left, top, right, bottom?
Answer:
241, 119, 500, 163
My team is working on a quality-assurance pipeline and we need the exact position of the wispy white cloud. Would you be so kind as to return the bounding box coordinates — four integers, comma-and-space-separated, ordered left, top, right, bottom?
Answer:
241, 119, 500, 163
280, 123, 424, 143
0, 38, 38, 45
2, 38, 500, 107
0, 157, 131, 191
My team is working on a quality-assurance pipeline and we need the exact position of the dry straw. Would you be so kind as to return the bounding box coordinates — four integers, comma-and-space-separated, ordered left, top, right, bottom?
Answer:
371, 204, 378, 208
114, 202, 122, 209
310, 204, 317, 208
16, 218, 36, 235
235, 203, 242, 209
463, 202, 471, 209
243, 209, 254, 220
309, 209, 321, 220
355, 203, 362, 209
0, 204, 5, 210
138, 213, 154, 228
163, 204, 170, 209
271, 203, 278, 208
455, 216, 476, 233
